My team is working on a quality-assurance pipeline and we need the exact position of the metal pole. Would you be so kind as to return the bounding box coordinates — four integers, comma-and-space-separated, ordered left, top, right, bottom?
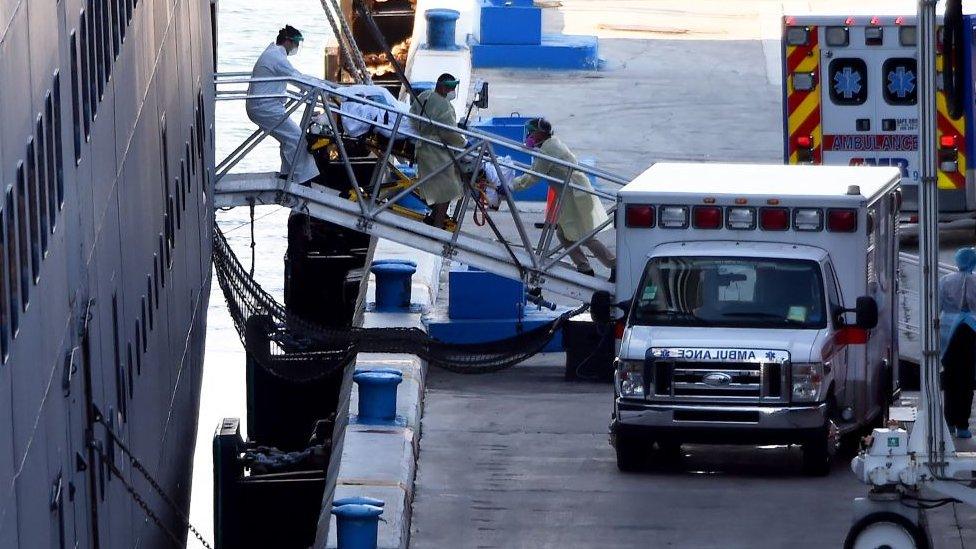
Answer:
918, 0, 945, 470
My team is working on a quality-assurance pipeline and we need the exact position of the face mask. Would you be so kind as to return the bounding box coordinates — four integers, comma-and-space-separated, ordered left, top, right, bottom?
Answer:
525, 134, 540, 148
446, 90, 458, 101
287, 43, 301, 56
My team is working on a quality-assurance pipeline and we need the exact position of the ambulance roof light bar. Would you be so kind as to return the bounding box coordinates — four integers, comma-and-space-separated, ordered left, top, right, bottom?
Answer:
659, 206, 689, 229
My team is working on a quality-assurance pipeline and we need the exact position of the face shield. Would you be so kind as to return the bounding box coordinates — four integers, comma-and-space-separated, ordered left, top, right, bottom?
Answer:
287, 36, 304, 56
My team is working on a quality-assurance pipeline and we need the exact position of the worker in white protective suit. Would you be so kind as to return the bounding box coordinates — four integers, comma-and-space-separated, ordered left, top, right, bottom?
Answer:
511, 118, 615, 279
410, 73, 467, 229
939, 247, 976, 439
246, 25, 319, 184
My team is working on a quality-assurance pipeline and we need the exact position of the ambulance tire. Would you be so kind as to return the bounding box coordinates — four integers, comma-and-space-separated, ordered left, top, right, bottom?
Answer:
843, 512, 930, 549
802, 397, 840, 476
614, 432, 649, 472
800, 430, 832, 476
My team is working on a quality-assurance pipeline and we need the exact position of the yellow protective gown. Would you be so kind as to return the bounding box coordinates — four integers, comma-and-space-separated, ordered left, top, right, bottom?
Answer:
410, 90, 467, 204
512, 136, 609, 241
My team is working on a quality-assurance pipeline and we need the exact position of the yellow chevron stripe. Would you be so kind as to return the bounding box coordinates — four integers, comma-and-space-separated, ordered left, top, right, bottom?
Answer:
788, 88, 820, 129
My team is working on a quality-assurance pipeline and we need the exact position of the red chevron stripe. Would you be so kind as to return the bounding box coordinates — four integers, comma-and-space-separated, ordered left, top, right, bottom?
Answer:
787, 88, 813, 115
786, 46, 810, 72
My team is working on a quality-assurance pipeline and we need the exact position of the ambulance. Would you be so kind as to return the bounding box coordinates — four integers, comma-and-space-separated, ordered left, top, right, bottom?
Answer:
781, 9, 976, 223
597, 163, 901, 475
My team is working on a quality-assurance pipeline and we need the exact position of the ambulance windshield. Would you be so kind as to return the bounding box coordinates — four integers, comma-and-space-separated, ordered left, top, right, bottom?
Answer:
630, 256, 827, 330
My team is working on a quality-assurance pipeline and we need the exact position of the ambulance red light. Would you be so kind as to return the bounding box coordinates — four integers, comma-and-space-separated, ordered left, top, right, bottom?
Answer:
827, 209, 858, 232
895, 16, 905, 25
795, 135, 813, 148
760, 207, 789, 231
692, 206, 722, 229
625, 204, 655, 228
870, 16, 880, 26
940, 134, 958, 148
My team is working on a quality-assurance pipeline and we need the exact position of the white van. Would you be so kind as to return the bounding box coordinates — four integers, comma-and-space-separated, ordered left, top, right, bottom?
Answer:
597, 163, 902, 475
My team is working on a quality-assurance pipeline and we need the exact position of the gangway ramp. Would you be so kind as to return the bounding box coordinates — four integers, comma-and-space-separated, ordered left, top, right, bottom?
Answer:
213, 73, 624, 300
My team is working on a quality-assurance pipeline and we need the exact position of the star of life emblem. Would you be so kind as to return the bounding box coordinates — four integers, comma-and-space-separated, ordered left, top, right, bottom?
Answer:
833, 66, 862, 99
887, 66, 916, 98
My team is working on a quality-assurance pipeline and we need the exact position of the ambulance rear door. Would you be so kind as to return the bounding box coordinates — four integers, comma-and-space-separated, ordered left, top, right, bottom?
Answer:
819, 24, 920, 186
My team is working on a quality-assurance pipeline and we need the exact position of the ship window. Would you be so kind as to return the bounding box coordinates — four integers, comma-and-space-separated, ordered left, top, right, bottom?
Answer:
110, 0, 120, 58
69, 31, 83, 162
25, 140, 40, 283
174, 181, 182, 230
93, 0, 105, 96
153, 254, 160, 307
78, 17, 90, 139
188, 134, 197, 177
140, 296, 147, 348
127, 342, 134, 397
49, 73, 65, 215
15, 164, 31, 309
84, 4, 97, 124
100, 0, 112, 83
5, 192, 20, 336
35, 116, 50, 255
158, 235, 166, 286
134, 321, 142, 374
0, 207, 8, 360
183, 146, 191, 195
112, 295, 126, 422
146, 275, 153, 324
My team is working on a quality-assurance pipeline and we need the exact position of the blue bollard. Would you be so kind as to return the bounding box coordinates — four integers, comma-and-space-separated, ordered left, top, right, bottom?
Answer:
371, 259, 418, 269
331, 504, 383, 549
370, 263, 416, 311
425, 9, 460, 50
333, 496, 386, 508
353, 370, 403, 423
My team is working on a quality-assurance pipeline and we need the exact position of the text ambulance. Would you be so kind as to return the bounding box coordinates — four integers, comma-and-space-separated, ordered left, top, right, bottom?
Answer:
597, 163, 901, 476
781, 11, 975, 222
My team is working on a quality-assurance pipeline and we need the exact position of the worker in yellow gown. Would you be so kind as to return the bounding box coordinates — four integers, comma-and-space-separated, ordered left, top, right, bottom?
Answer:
410, 73, 467, 229
512, 118, 615, 278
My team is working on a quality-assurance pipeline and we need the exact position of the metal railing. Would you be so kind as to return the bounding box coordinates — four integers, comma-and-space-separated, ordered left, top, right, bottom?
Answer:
212, 72, 626, 298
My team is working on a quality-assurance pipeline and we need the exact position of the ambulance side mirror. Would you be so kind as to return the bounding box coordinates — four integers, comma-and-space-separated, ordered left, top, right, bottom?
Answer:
590, 290, 613, 325
854, 296, 878, 330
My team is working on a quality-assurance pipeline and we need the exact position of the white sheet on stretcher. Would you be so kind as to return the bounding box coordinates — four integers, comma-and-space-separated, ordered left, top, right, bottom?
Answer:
337, 85, 417, 139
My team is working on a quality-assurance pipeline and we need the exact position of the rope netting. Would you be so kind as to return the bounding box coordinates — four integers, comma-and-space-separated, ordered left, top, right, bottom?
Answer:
213, 224, 586, 379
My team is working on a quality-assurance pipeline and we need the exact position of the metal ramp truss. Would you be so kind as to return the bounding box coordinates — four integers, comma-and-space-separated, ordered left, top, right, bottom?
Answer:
213, 73, 625, 299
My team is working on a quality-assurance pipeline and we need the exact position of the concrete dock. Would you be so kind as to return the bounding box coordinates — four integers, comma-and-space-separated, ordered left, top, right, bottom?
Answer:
407, 1, 976, 547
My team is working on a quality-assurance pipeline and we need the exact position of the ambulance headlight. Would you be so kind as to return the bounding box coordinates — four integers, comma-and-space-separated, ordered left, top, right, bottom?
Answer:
659, 206, 689, 229
899, 26, 917, 47
792, 363, 824, 402
825, 26, 849, 47
726, 207, 756, 230
617, 360, 646, 398
793, 208, 824, 231
786, 26, 810, 46
792, 72, 816, 92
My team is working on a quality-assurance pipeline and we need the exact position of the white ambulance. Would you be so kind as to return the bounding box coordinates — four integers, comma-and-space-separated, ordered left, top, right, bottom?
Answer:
597, 163, 901, 475
781, 9, 974, 223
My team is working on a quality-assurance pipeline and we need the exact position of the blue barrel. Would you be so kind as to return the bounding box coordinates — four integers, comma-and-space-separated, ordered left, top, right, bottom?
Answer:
370, 263, 416, 311
333, 496, 386, 509
331, 504, 383, 549
425, 9, 460, 50
353, 370, 403, 422
371, 259, 418, 268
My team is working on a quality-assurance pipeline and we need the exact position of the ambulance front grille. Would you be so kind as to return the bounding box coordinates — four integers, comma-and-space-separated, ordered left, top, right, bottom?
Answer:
653, 361, 786, 402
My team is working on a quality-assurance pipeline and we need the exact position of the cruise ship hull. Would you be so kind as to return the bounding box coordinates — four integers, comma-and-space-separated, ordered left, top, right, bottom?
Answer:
0, 0, 216, 545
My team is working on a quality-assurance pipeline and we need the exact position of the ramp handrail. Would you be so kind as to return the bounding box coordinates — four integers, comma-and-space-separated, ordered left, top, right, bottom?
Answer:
212, 72, 627, 299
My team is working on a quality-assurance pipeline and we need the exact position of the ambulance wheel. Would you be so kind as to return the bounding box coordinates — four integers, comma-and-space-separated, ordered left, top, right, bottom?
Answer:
801, 419, 839, 476
614, 432, 649, 472
843, 512, 930, 549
